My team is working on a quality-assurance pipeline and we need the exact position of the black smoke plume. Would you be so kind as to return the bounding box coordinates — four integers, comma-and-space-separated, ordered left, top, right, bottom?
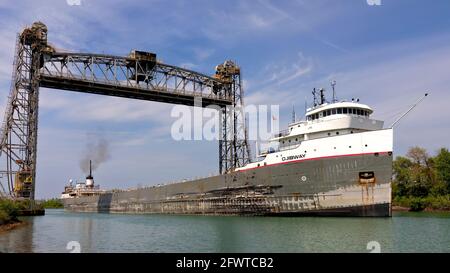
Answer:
80, 136, 111, 174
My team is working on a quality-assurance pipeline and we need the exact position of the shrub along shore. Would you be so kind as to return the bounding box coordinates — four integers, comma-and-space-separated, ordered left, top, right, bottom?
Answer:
38, 198, 64, 209
0, 199, 26, 229
0, 198, 48, 230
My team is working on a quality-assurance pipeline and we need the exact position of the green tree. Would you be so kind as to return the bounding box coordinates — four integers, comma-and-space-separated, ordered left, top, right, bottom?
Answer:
40, 198, 64, 209
392, 156, 413, 197
434, 148, 450, 193
391, 146, 450, 211
405, 146, 434, 197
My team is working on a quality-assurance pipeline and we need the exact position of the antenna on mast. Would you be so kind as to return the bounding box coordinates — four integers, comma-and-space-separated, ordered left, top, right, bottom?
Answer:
319, 88, 325, 105
255, 139, 260, 158
304, 96, 307, 117
331, 80, 337, 102
292, 104, 296, 123
312, 88, 318, 107
390, 93, 429, 128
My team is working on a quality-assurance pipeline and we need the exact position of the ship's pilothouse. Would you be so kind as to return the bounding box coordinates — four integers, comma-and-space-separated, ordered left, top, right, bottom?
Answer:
274, 97, 383, 152
236, 86, 388, 171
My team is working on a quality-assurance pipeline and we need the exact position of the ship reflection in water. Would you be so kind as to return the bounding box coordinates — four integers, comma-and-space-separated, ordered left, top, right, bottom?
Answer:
0, 209, 449, 252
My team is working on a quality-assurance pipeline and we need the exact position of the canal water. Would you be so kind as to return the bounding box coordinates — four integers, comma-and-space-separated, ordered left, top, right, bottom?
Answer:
0, 209, 449, 253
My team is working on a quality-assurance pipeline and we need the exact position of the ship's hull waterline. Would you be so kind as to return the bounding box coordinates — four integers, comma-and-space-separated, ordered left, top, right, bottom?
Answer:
63, 152, 392, 217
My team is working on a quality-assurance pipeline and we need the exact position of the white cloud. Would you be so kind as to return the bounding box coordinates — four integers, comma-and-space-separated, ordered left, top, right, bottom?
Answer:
178, 62, 198, 70
278, 65, 312, 85
1, 1, 449, 198
336, 46, 450, 154
199, 0, 338, 44
192, 48, 215, 61
268, 52, 313, 85
39, 89, 176, 124
243, 30, 450, 156
245, 51, 313, 107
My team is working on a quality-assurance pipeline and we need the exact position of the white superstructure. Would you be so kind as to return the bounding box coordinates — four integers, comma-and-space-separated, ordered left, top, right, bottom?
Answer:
237, 91, 392, 171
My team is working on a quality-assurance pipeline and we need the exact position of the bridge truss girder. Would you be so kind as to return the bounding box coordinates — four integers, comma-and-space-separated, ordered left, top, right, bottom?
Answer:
0, 22, 251, 199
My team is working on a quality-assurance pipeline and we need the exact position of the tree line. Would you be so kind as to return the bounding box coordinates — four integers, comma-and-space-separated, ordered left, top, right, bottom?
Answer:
392, 146, 450, 211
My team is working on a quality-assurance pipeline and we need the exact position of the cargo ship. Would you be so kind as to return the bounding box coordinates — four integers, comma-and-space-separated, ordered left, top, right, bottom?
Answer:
62, 89, 393, 216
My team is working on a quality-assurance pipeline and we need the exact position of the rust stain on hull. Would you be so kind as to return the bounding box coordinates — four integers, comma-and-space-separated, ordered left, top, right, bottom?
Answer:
63, 153, 393, 217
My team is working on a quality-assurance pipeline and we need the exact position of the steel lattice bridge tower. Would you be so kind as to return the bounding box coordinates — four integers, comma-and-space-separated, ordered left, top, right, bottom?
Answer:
0, 22, 250, 199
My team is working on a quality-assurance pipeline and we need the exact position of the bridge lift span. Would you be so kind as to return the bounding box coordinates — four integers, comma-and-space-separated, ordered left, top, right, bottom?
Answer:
0, 22, 250, 199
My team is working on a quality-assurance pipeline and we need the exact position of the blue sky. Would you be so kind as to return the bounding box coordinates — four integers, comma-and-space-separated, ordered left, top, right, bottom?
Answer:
0, 0, 449, 198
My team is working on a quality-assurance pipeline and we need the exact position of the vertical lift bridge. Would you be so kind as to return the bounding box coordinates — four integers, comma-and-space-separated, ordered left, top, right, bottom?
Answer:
0, 22, 250, 199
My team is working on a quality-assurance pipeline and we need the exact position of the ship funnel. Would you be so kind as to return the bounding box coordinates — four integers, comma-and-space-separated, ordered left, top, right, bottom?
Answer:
86, 160, 94, 187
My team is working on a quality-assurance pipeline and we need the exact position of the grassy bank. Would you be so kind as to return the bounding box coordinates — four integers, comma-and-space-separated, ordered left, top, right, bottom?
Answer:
0, 198, 45, 227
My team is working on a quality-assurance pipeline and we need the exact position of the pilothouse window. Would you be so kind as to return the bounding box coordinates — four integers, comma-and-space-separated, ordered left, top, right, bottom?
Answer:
307, 107, 370, 120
